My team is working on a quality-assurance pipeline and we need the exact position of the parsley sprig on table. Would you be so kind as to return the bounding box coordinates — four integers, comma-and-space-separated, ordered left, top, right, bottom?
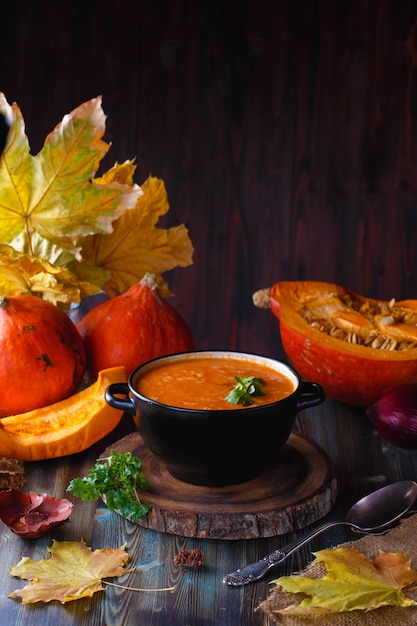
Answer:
225, 376, 266, 406
67, 451, 151, 522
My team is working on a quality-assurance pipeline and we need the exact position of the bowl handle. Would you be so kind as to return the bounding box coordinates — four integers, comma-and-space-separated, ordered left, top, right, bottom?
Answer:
296, 382, 325, 411
105, 382, 136, 415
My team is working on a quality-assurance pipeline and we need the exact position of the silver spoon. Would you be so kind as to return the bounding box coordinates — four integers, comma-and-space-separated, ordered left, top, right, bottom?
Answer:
223, 480, 417, 586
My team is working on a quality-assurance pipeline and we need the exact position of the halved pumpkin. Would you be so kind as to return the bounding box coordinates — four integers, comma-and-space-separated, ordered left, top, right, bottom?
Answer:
0, 366, 126, 461
253, 280, 417, 407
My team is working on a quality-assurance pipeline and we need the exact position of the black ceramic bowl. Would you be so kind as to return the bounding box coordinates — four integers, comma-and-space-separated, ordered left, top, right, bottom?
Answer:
105, 350, 325, 487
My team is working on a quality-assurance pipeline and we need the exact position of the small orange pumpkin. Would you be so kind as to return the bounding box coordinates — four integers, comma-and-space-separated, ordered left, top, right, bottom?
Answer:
253, 280, 417, 406
77, 273, 194, 379
0, 294, 86, 417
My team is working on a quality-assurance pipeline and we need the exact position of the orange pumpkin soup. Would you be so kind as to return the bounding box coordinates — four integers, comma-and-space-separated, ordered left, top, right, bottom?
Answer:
135, 355, 296, 410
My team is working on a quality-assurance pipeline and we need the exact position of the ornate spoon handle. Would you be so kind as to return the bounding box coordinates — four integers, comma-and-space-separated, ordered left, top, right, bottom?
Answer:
223, 520, 354, 586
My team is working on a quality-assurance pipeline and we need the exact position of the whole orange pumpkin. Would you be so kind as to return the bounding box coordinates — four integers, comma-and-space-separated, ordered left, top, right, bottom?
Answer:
77, 273, 195, 379
0, 294, 86, 417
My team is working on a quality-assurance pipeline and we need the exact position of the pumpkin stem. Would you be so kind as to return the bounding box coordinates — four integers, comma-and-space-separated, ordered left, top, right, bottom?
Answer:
140, 272, 158, 292
252, 288, 271, 309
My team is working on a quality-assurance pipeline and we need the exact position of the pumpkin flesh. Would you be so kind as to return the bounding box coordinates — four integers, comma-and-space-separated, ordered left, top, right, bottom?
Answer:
254, 280, 417, 407
0, 366, 126, 460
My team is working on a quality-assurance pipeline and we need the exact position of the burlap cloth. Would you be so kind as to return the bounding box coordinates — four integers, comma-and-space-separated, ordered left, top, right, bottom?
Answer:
258, 511, 417, 625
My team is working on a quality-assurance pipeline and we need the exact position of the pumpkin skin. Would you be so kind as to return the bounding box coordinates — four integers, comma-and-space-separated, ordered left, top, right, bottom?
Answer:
77, 273, 195, 379
0, 295, 86, 417
0, 366, 126, 460
253, 280, 417, 407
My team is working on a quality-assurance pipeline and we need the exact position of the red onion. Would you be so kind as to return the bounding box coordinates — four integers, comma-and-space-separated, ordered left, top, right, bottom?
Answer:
366, 384, 417, 450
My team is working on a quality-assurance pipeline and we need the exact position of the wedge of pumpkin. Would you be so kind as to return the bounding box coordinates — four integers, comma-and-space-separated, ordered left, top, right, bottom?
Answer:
0, 366, 126, 461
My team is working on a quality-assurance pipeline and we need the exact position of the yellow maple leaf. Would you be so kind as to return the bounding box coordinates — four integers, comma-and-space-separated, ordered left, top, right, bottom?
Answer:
274, 547, 417, 615
0, 245, 99, 305
0, 92, 142, 299
9, 540, 133, 604
0, 93, 141, 251
78, 174, 194, 296
94, 158, 137, 186
0, 93, 192, 300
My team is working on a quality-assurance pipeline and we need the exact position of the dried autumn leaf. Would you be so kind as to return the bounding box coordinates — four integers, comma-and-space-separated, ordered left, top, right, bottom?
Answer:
0, 92, 193, 305
0, 244, 99, 305
0, 490, 72, 538
94, 158, 137, 186
0, 93, 141, 250
9, 540, 132, 604
274, 547, 417, 615
78, 174, 194, 296
0, 93, 142, 301
0, 457, 25, 490
0, 93, 193, 301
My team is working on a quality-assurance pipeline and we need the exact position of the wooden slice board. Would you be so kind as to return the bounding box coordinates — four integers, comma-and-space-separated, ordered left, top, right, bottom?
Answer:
102, 430, 337, 540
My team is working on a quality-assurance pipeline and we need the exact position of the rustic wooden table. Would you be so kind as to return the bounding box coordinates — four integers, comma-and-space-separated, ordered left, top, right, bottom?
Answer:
1, 396, 417, 626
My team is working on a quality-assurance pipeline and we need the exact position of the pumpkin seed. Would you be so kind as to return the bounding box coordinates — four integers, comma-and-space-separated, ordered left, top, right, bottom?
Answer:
371, 336, 385, 349
379, 315, 395, 326
329, 327, 346, 339
403, 311, 417, 324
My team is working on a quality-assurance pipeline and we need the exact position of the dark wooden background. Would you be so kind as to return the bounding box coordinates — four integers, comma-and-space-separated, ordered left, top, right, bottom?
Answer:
2, 0, 417, 357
